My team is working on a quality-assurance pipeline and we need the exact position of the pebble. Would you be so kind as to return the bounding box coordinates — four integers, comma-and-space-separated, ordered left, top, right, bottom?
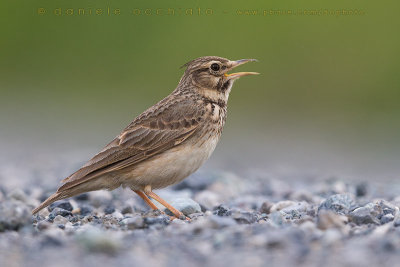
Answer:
321, 228, 343, 245
214, 205, 232, 217
7, 189, 29, 203
143, 215, 170, 226
317, 210, 348, 230
38, 208, 50, 218
208, 215, 237, 228
120, 216, 145, 230
104, 205, 116, 215
36, 220, 52, 231
53, 215, 69, 225
111, 211, 124, 220
49, 207, 72, 218
79, 205, 94, 216
121, 204, 134, 214
393, 215, 400, 227
49, 200, 73, 212
270, 200, 297, 213
348, 207, 380, 225
76, 227, 121, 255
377, 200, 396, 215
75, 193, 89, 201
2, 168, 400, 267
259, 201, 273, 214
380, 214, 394, 224
41, 227, 66, 246
164, 198, 201, 216
268, 211, 285, 226
355, 183, 368, 197
318, 194, 356, 215
0, 199, 31, 231
281, 201, 309, 214
232, 211, 258, 224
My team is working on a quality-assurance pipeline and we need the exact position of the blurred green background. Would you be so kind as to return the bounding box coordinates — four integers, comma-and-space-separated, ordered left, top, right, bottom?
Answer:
1, 0, 399, 182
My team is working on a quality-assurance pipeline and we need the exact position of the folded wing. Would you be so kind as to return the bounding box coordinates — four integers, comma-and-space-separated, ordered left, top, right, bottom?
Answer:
58, 97, 203, 191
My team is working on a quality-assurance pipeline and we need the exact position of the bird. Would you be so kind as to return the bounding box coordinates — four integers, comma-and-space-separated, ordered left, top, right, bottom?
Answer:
32, 56, 258, 219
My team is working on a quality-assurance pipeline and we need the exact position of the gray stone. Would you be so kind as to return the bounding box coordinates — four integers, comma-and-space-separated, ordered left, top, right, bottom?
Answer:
36, 220, 52, 231
380, 214, 394, 224
321, 229, 343, 245
76, 227, 121, 255
120, 216, 145, 229
74, 193, 89, 201
363, 202, 382, 217
49, 207, 72, 218
232, 211, 258, 224
7, 189, 29, 203
111, 211, 124, 220
0, 199, 31, 231
8, 161, 400, 267
143, 215, 170, 226
79, 205, 93, 216
121, 205, 134, 214
53, 215, 69, 225
269, 211, 285, 226
259, 201, 273, 214
377, 200, 396, 215
317, 210, 348, 230
394, 215, 400, 227
355, 182, 368, 197
270, 201, 297, 213
164, 198, 201, 216
281, 201, 309, 214
49, 200, 73, 212
318, 194, 356, 215
208, 215, 237, 228
270, 201, 311, 220
213, 204, 232, 217
282, 209, 302, 220
104, 205, 115, 215
41, 227, 66, 247
349, 207, 380, 225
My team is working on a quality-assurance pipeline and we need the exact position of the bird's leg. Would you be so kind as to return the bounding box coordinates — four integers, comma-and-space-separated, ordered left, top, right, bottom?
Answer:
134, 190, 177, 220
144, 185, 187, 220
133, 190, 158, 210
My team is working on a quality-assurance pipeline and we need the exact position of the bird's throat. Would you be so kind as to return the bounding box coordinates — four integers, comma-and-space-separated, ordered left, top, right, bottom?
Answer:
197, 86, 230, 106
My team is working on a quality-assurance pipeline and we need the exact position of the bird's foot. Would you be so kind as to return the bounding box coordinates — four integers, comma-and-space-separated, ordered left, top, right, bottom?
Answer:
166, 212, 191, 221
179, 214, 191, 221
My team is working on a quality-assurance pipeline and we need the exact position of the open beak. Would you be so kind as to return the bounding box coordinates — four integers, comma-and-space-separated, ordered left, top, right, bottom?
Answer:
224, 59, 259, 80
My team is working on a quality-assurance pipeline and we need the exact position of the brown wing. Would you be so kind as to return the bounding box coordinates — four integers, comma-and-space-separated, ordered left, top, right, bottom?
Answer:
58, 96, 204, 191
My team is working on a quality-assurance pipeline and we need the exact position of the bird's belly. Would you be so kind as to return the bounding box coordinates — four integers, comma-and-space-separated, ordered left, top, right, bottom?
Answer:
120, 136, 219, 190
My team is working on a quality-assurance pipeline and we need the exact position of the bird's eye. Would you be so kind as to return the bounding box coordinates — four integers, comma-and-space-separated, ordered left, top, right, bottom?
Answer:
210, 63, 220, 71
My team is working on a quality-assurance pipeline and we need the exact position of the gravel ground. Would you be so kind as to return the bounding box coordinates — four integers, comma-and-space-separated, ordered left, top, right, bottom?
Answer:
1, 167, 400, 267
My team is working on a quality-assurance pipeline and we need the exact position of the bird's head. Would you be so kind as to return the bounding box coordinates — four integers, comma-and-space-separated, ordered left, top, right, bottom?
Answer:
178, 56, 259, 102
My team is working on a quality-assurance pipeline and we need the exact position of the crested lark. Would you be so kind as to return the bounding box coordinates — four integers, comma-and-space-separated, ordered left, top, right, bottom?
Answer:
32, 56, 258, 219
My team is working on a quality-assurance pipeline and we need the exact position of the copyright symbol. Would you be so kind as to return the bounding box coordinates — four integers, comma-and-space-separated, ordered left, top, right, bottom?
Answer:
38, 8, 46, 15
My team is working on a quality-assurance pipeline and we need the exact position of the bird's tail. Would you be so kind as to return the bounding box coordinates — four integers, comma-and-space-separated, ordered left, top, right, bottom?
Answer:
32, 179, 101, 214
32, 192, 65, 215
